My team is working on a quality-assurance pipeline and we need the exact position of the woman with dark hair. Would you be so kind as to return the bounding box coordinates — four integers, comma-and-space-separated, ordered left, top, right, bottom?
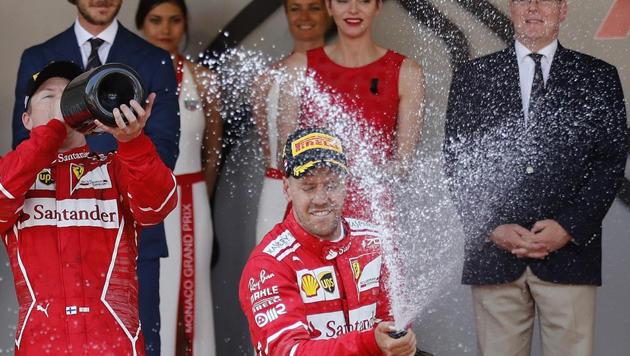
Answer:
278, 0, 425, 220
136, 0, 221, 355
252, 0, 332, 242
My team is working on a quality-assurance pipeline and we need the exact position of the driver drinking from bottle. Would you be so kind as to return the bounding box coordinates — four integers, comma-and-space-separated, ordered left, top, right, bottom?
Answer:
0, 61, 177, 355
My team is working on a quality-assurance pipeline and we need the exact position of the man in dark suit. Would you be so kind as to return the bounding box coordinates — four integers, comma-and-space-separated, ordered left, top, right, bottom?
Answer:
443, 0, 627, 355
11, 1, 179, 355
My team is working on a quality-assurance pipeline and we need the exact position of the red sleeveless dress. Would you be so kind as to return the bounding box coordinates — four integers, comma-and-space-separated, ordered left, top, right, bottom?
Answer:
301, 47, 405, 220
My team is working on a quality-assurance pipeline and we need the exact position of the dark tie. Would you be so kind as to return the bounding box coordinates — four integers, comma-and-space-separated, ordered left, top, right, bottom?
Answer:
528, 53, 545, 120
86, 38, 105, 70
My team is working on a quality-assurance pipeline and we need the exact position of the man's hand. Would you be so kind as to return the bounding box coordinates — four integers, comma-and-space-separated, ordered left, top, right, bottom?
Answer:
94, 92, 156, 143
490, 224, 547, 259
529, 219, 572, 253
374, 322, 417, 356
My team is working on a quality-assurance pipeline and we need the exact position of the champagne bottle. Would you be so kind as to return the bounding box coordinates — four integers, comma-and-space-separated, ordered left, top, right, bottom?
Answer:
61, 63, 145, 134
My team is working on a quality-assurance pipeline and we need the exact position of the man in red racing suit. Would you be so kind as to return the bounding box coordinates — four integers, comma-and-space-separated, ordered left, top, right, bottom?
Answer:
0, 61, 177, 355
239, 127, 417, 355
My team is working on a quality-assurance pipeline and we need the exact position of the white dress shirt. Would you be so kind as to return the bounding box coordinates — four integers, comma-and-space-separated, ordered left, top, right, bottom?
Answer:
74, 19, 118, 68
515, 39, 558, 121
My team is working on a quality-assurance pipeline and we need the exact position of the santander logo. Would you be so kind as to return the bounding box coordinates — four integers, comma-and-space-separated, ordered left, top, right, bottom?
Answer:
20, 198, 120, 229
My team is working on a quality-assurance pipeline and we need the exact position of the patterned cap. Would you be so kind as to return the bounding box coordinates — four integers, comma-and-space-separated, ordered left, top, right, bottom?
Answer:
283, 127, 348, 178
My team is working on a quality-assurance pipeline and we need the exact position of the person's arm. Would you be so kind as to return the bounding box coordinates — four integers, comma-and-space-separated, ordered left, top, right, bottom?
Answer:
193, 64, 223, 200
552, 65, 628, 246
239, 255, 383, 356
276, 53, 307, 163
115, 133, 178, 226
97, 94, 177, 226
0, 120, 66, 233
396, 58, 425, 172
12, 49, 38, 149
143, 52, 180, 169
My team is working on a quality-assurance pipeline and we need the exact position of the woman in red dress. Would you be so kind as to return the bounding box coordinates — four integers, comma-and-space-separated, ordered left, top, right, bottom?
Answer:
278, 0, 425, 220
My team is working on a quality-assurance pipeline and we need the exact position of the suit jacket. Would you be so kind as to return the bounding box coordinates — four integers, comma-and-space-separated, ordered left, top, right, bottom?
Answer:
12, 22, 180, 259
443, 43, 628, 285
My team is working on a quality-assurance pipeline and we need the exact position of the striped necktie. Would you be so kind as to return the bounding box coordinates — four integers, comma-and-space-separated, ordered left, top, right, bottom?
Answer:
86, 38, 105, 70
527, 53, 546, 120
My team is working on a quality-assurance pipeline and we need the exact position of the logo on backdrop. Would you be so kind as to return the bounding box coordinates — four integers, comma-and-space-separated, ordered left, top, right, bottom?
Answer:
596, 0, 630, 39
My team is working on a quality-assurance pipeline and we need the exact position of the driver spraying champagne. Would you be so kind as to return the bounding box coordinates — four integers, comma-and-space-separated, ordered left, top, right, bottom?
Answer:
239, 127, 426, 356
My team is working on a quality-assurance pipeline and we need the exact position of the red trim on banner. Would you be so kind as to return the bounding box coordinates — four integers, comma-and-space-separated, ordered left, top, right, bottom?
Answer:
596, 0, 630, 39
175, 171, 204, 356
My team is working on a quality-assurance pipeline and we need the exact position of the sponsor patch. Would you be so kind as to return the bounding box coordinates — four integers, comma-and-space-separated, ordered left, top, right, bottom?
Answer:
361, 237, 381, 249
324, 242, 351, 260
306, 311, 345, 340
37, 169, 54, 186
351, 260, 361, 280
297, 266, 340, 303
263, 231, 296, 258
20, 198, 119, 229
71, 163, 85, 180
293, 159, 347, 177
250, 285, 279, 304
349, 303, 377, 324
318, 272, 335, 294
300, 274, 320, 297
57, 151, 91, 163
251, 295, 282, 313
31, 169, 56, 191
346, 218, 379, 232
254, 303, 286, 327
248, 269, 276, 292
308, 304, 376, 340
291, 132, 343, 156
70, 164, 112, 194
349, 255, 381, 294
36, 303, 49, 318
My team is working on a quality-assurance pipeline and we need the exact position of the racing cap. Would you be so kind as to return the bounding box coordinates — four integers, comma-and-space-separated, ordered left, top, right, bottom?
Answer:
283, 127, 349, 178
24, 61, 83, 109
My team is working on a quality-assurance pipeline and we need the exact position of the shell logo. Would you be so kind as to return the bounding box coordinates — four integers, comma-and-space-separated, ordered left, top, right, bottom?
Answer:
300, 274, 320, 297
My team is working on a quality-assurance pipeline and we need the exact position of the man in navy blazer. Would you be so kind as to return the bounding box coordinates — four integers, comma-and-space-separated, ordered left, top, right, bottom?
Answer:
11, 1, 179, 355
444, 1, 627, 355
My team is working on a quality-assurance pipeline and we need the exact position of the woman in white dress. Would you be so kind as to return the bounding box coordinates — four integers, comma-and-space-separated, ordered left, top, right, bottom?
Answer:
137, 1, 222, 355
252, 0, 332, 242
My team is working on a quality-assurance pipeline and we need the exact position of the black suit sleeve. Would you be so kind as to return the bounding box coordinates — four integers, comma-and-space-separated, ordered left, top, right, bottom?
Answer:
554, 66, 628, 246
142, 51, 180, 170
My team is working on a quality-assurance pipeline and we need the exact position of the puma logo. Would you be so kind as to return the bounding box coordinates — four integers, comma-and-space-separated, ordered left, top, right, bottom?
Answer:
36, 303, 49, 318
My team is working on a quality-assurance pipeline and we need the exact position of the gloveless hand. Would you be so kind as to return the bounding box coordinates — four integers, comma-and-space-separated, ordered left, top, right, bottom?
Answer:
529, 219, 572, 253
374, 322, 417, 356
490, 224, 548, 259
94, 92, 156, 143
